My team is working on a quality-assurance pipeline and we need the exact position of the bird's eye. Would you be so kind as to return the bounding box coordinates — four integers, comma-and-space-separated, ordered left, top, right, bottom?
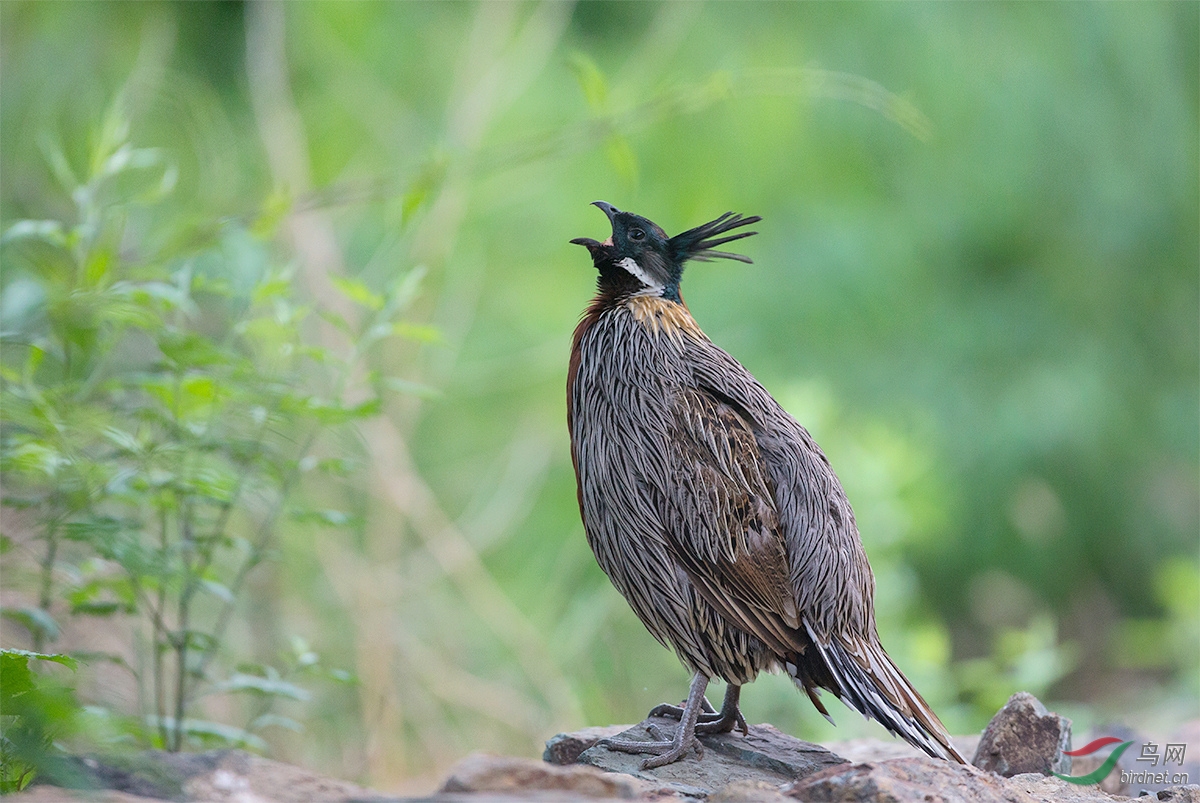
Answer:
629, 228, 646, 241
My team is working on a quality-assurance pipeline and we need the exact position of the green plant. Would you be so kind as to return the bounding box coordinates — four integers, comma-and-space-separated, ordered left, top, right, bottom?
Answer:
0, 650, 84, 793
0, 105, 425, 753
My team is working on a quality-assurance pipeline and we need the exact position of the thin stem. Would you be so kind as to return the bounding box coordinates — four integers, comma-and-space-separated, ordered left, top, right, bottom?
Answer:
34, 518, 61, 654
172, 577, 190, 752
191, 425, 319, 683
153, 504, 169, 748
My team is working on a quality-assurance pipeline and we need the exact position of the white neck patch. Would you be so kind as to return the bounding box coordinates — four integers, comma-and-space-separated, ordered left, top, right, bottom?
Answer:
617, 257, 663, 291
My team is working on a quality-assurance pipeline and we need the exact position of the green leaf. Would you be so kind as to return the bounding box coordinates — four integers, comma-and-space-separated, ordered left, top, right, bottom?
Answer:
300, 396, 382, 425
330, 276, 384, 311
400, 158, 447, 224
385, 265, 427, 313
0, 608, 61, 642
102, 426, 143, 454
382, 376, 441, 399
327, 668, 355, 684
157, 331, 226, 369
3, 441, 66, 478
251, 190, 293, 239
216, 672, 311, 702
66, 576, 137, 616
568, 52, 610, 112
0, 648, 78, 672
199, 579, 235, 604
291, 509, 356, 527
62, 516, 122, 543
1, 220, 68, 248
39, 136, 78, 192
147, 717, 267, 751
390, 322, 442, 343
252, 273, 293, 304
316, 310, 353, 335
0, 649, 86, 791
314, 457, 359, 476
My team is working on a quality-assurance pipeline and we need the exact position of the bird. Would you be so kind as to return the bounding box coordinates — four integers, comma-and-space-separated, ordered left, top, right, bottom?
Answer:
566, 201, 966, 769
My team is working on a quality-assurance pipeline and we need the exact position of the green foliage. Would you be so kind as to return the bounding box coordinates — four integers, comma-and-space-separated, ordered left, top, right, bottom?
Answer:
0, 104, 428, 756
0, 650, 85, 793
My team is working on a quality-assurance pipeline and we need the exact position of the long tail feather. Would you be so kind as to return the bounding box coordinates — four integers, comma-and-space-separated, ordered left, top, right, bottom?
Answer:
798, 624, 967, 763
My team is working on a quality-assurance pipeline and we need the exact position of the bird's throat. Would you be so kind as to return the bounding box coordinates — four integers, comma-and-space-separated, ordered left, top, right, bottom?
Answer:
626, 295, 704, 343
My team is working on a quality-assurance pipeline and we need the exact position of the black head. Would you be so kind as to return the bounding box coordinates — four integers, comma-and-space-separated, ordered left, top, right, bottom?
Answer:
571, 201, 761, 302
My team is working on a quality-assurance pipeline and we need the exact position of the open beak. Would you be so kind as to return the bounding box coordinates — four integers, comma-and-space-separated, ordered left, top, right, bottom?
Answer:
571, 201, 620, 251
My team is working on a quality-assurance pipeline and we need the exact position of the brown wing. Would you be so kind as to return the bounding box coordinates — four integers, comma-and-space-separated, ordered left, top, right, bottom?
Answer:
683, 340, 966, 763
650, 384, 808, 659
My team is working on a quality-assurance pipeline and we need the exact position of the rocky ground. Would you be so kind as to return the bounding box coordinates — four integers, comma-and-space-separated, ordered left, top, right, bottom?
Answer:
14, 693, 1200, 803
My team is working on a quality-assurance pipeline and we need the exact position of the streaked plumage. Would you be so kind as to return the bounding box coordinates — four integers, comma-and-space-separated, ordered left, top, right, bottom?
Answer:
567, 202, 965, 768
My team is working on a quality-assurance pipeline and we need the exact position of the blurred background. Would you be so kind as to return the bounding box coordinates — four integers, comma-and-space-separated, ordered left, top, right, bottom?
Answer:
1, 0, 1197, 794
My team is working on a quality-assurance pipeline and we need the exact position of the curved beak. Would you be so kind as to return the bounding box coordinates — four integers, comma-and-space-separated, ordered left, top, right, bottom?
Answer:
571, 201, 619, 252
591, 200, 619, 222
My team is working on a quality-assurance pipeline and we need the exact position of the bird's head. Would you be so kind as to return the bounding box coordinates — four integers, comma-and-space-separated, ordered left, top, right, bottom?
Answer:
571, 201, 761, 302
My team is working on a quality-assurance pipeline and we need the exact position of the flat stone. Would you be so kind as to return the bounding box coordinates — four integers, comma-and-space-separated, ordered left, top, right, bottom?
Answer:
708, 779, 792, 802
971, 692, 1071, 777
785, 756, 1124, 803
440, 753, 645, 799
573, 716, 847, 797
545, 725, 631, 766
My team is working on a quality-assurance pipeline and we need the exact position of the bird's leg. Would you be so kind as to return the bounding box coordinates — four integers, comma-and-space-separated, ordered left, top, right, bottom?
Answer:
694, 683, 748, 735
600, 672, 709, 769
648, 683, 747, 735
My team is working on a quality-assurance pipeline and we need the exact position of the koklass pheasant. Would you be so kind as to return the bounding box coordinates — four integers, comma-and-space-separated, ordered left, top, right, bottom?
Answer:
567, 202, 965, 769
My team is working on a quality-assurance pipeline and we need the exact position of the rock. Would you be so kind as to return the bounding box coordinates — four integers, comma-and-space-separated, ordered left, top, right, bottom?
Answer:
1005, 770, 1136, 802
544, 725, 631, 766
785, 756, 1123, 803
822, 735, 981, 765
571, 716, 846, 797
971, 692, 1071, 777
181, 751, 375, 803
439, 753, 645, 799
708, 779, 792, 802
1155, 787, 1200, 802
22, 750, 374, 803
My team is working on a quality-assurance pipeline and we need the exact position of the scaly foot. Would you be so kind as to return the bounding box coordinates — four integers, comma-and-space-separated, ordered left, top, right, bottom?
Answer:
648, 683, 747, 735
599, 672, 711, 770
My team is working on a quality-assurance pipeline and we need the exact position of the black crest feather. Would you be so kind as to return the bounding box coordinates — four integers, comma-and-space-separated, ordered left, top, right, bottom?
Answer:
669, 212, 762, 264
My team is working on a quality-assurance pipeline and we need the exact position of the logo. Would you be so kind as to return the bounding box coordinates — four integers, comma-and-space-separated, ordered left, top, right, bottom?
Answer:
1054, 737, 1189, 787
1053, 737, 1134, 785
